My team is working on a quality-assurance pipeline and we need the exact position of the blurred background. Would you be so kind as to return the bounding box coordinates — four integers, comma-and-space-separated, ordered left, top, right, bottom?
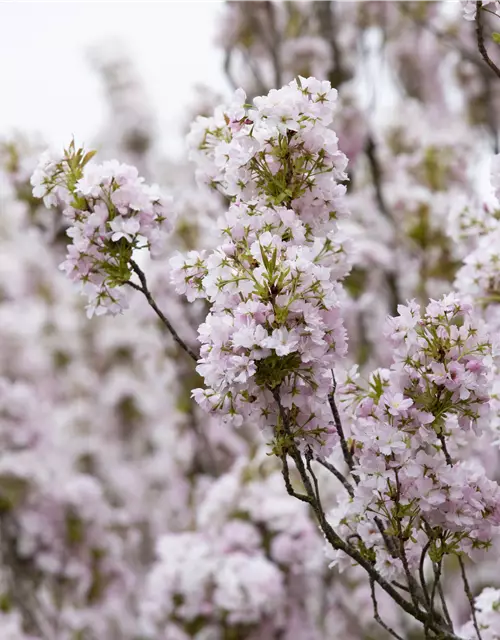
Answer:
0, 2, 228, 157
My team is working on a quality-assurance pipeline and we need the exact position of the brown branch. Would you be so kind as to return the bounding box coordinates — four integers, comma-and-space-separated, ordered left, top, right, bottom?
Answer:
438, 432, 454, 467
271, 388, 460, 639
280, 452, 311, 504
437, 575, 454, 630
370, 577, 405, 640
419, 539, 432, 611
430, 558, 443, 621
316, 456, 354, 497
393, 467, 427, 611
459, 556, 483, 640
328, 374, 356, 476
127, 260, 199, 362
365, 135, 400, 316
476, 1, 500, 80
365, 135, 392, 222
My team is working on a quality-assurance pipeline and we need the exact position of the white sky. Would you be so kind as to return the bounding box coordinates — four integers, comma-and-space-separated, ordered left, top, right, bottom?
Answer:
0, 1, 229, 157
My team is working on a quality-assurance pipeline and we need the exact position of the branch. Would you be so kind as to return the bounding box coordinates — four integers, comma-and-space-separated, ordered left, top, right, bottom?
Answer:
328, 374, 356, 476
430, 558, 443, 621
419, 539, 432, 610
438, 432, 454, 467
437, 575, 454, 630
365, 135, 392, 222
370, 577, 405, 640
127, 260, 199, 362
459, 556, 483, 640
476, 1, 500, 80
316, 456, 354, 497
392, 466, 428, 610
127, 265, 218, 473
305, 447, 324, 508
400, 3, 499, 151
280, 452, 311, 504
271, 388, 460, 639
365, 135, 400, 316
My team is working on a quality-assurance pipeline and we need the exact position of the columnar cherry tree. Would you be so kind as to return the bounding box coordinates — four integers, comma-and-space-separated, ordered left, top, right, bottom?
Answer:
1, 1, 500, 640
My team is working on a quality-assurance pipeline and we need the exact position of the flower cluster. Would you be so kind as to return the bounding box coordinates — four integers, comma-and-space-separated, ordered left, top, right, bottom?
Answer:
141, 532, 285, 636
329, 294, 500, 579
187, 77, 348, 222
139, 452, 326, 639
31, 143, 174, 317
462, 0, 500, 21
172, 77, 351, 456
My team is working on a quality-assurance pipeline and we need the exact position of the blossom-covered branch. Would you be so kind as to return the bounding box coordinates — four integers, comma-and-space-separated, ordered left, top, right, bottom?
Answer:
30, 142, 197, 361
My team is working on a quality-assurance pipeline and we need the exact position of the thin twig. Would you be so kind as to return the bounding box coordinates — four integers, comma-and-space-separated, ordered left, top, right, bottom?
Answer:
128, 260, 199, 362
271, 388, 460, 639
280, 452, 311, 504
476, 1, 500, 80
305, 448, 324, 510
374, 515, 400, 560
438, 432, 454, 467
328, 374, 356, 476
393, 467, 425, 610
459, 556, 483, 640
365, 135, 400, 316
437, 576, 454, 630
370, 577, 406, 640
316, 457, 354, 497
419, 539, 432, 610
392, 580, 412, 594
431, 559, 443, 620
365, 135, 392, 221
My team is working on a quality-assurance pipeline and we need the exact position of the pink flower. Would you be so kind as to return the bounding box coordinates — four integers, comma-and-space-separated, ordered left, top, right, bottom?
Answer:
110, 216, 141, 243
384, 392, 413, 416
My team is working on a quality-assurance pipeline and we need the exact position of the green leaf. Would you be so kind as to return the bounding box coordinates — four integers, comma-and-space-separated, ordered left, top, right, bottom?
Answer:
274, 192, 288, 205
493, 32, 500, 44
255, 352, 302, 389
82, 150, 97, 166
259, 244, 270, 271
269, 247, 278, 274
